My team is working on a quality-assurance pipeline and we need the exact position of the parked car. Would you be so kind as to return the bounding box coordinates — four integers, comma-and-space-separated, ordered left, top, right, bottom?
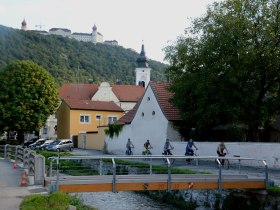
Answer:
40, 139, 55, 150
22, 138, 39, 148
29, 138, 47, 150
46, 139, 74, 152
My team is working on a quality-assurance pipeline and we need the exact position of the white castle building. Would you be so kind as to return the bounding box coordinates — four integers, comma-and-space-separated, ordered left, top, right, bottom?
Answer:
21, 19, 117, 45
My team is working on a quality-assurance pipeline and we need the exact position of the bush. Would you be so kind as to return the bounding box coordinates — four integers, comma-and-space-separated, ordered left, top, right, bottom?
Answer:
20, 192, 97, 210
20, 192, 69, 210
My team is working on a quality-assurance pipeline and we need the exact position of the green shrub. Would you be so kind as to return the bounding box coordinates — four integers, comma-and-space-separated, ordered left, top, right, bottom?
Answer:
267, 186, 280, 196
21, 192, 69, 210
20, 194, 49, 210
48, 192, 70, 210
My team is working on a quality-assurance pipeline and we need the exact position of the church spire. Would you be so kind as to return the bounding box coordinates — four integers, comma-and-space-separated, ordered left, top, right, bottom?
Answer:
136, 44, 149, 68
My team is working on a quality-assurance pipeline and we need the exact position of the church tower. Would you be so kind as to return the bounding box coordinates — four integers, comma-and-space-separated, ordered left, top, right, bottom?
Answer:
21, 18, 27, 31
135, 44, 151, 88
92, 24, 97, 44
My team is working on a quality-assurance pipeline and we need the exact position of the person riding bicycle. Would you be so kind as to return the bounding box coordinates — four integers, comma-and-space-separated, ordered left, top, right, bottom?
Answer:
185, 138, 198, 163
126, 138, 134, 155
185, 138, 198, 156
163, 138, 174, 155
143, 139, 152, 155
217, 141, 229, 165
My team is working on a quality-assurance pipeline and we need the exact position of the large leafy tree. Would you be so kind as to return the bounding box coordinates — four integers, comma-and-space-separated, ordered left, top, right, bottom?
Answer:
165, 0, 280, 141
0, 60, 60, 143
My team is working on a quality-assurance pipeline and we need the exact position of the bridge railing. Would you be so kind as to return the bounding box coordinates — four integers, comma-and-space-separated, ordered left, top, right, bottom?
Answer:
1, 144, 45, 185
48, 155, 271, 192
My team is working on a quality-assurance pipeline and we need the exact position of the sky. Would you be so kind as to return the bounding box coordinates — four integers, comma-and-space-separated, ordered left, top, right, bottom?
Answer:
0, 0, 219, 63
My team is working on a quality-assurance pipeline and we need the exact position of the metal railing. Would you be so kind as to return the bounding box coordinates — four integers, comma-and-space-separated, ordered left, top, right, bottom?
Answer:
48, 155, 271, 192
1, 144, 45, 185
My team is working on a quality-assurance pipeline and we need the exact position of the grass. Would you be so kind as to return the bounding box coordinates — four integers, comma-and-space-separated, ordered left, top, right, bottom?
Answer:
267, 186, 280, 196
20, 191, 97, 210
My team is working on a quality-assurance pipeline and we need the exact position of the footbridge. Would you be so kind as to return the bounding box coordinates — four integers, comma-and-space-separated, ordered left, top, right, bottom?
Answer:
45, 155, 272, 193
0, 145, 274, 193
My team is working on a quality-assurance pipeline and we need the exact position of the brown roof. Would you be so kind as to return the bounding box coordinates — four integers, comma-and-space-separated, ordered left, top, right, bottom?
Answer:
150, 81, 181, 121
117, 102, 140, 124
64, 99, 124, 112
59, 84, 99, 100
59, 83, 145, 102
112, 85, 145, 102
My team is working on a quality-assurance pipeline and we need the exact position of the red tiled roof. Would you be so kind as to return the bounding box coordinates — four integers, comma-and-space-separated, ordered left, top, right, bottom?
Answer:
64, 99, 124, 112
59, 83, 145, 102
59, 84, 99, 100
117, 101, 141, 124
112, 85, 145, 102
150, 81, 181, 121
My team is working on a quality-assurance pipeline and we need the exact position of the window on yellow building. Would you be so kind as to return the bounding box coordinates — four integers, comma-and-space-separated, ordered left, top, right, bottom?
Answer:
80, 114, 91, 124
108, 116, 118, 124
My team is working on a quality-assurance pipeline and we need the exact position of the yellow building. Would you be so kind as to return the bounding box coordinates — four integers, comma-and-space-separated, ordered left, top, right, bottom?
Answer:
57, 99, 124, 140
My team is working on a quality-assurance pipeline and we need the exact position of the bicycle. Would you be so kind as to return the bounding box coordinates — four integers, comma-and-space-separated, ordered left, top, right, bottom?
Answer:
125, 146, 134, 155
142, 148, 152, 160
185, 149, 199, 166
162, 149, 175, 165
216, 153, 229, 170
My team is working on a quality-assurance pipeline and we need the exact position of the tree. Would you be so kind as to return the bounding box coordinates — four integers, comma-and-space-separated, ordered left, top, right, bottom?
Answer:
0, 60, 60, 143
164, 0, 280, 141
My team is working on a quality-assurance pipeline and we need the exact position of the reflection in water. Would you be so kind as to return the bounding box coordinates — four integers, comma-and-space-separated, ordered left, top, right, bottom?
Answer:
73, 191, 180, 210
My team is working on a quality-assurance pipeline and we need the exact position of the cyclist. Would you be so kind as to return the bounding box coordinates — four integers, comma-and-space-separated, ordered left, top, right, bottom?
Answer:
185, 138, 198, 163
163, 138, 174, 155
143, 139, 152, 155
217, 141, 229, 165
126, 138, 134, 155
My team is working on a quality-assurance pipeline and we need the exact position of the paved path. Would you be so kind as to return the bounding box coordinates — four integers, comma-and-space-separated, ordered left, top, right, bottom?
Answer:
0, 159, 30, 210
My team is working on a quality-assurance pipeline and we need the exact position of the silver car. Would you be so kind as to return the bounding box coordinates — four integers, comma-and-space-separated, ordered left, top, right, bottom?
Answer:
46, 139, 74, 152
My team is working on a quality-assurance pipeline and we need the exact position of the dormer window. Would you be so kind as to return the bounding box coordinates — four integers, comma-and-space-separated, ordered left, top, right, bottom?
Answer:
142, 112, 144, 117
147, 97, 150, 101
152, 111, 155, 115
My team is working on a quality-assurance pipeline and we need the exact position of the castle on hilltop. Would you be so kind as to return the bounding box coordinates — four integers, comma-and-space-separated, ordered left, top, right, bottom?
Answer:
21, 19, 118, 46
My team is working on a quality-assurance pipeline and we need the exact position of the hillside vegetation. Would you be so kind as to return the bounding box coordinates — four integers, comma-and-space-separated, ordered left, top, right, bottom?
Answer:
0, 25, 167, 86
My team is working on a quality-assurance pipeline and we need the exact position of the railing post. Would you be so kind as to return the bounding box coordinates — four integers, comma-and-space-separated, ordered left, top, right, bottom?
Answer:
56, 153, 60, 191
217, 159, 222, 192
149, 158, 152, 175
15, 146, 18, 163
238, 159, 241, 174
112, 158, 116, 193
263, 160, 269, 189
4, 144, 8, 159
49, 159, 53, 177
99, 159, 103, 175
167, 158, 171, 191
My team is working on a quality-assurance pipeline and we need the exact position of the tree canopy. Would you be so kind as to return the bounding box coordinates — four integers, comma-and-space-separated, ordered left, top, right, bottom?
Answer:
0, 60, 60, 142
165, 0, 280, 141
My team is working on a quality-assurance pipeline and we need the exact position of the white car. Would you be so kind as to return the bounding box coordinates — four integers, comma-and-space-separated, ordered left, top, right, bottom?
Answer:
40, 139, 55, 150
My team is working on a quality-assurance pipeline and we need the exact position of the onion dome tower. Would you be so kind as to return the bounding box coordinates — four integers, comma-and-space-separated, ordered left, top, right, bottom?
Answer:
92, 24, 98, 44
21, 18, 27, 31
135, 44, 151, 88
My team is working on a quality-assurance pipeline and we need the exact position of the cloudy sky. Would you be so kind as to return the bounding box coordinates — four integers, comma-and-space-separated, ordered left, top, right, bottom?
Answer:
0, 0, 219, 63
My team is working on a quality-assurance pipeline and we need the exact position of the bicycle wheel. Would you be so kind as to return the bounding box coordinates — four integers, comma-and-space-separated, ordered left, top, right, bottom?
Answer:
223, 159, 230, 169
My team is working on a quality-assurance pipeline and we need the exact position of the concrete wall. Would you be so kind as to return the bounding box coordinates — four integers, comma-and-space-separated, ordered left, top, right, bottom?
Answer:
78, 127, 106, 151
151, 141, 280, 169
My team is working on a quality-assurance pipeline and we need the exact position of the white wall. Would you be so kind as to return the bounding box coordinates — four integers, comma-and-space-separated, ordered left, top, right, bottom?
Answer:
106, 85, 180, 155
149, 141, 280, 169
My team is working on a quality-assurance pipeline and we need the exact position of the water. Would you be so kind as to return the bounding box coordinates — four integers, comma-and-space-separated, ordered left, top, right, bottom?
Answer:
73, 191, 180, 210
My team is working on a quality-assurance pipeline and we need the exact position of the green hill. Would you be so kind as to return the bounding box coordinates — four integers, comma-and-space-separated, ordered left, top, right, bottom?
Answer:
0, 25, 167, 86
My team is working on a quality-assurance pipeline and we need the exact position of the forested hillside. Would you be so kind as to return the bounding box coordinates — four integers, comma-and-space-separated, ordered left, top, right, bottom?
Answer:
0, 25, 167, 86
